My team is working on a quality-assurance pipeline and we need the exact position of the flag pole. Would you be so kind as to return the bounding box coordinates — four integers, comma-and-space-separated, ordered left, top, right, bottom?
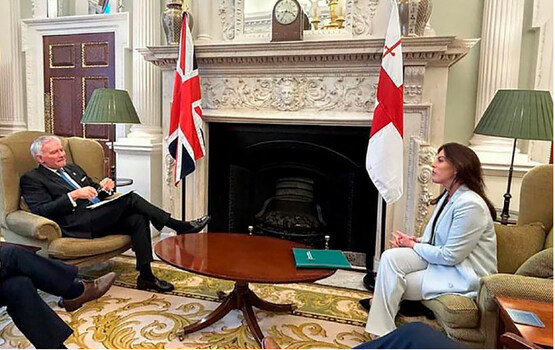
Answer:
363, 192, 385, 290
363, 0, 403, 291
181, 182, 186, 220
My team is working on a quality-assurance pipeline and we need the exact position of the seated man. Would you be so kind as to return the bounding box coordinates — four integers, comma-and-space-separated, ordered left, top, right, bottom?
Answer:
20, 135, 210, 293
0, 244, 115, 349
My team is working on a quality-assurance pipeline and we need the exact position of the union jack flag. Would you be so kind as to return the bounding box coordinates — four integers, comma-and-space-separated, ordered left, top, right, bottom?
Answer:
168, 13, 205, 186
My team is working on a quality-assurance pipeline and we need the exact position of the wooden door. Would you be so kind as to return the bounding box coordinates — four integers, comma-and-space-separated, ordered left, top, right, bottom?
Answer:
43, 32, 116, 176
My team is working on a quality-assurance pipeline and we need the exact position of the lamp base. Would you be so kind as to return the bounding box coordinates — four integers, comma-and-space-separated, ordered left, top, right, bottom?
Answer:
495, 217, 517, 225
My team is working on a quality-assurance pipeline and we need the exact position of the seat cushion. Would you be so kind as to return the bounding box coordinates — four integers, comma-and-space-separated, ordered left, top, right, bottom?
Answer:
495, 222, 546, 274
422, 294, 479, 328
48, 235, 131, 259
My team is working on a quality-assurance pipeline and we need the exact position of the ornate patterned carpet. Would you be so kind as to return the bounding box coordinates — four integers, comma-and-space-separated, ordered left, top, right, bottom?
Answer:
0, 256, 374, 349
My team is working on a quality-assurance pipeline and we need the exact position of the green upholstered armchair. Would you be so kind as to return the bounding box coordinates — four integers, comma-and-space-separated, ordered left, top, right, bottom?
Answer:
422, 165, 553, 348
0, 131, 131, 267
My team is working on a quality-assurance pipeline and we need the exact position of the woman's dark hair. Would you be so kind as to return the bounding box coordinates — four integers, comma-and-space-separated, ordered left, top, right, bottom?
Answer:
430, 142, 496, 220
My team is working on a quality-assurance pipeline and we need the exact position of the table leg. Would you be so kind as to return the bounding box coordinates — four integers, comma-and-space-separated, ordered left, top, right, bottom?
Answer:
247, 288, 295, 312
178, 281, 295, 345
242, 303, 265, 346
178, 288, 237, 341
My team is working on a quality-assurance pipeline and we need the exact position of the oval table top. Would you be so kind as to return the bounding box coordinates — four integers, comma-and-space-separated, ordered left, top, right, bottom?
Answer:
154, 233, 335, 284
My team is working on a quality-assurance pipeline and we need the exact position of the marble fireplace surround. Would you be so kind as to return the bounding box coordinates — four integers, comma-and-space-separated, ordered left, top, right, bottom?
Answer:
140, 36, 476, 238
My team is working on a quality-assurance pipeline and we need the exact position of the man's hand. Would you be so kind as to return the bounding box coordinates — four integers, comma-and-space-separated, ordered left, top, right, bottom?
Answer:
99, 178, 115, 192
69, 186, 98, 201
389, 230, 417, 249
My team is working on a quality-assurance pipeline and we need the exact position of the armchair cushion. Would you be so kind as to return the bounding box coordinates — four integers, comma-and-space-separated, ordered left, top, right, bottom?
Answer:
48, 235, 132, 259
495, 222, 546, 274
515, 248, 553, 279
422, 294, 479, 329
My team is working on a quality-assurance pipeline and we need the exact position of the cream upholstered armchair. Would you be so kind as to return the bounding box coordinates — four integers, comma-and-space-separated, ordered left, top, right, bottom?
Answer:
422, 165, 553, 348
0, 131, 131, 267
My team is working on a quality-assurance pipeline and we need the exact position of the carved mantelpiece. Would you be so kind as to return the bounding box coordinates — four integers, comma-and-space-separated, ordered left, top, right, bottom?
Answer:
139, 36, 476, 237
141, 37, 477, 70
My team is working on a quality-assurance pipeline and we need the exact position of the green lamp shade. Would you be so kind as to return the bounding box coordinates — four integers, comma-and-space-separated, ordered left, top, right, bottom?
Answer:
81, 88, 141, 124
474, 90, 553, 141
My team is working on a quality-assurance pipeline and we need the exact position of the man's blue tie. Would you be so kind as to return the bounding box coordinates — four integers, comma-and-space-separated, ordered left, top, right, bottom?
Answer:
57, 168, 100, 204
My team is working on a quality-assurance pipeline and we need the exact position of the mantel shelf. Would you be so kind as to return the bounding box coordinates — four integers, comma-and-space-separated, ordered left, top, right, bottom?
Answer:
138, 36, 479, 71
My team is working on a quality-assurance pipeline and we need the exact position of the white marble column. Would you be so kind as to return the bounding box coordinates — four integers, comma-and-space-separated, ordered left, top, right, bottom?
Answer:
0, 0, 26, 135
470, 0, 524, 154
194, 0, 213, 42
470, 0, 541, 215
115, 0, 163, 209
528, 0, 553, 163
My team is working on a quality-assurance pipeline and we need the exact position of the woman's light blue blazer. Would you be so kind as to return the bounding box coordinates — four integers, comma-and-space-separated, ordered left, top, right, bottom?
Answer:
413, 185, 497, 299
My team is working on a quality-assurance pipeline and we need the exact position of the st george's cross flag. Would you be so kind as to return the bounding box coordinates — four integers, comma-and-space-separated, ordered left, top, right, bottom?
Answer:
168, 13, 206, 186
365, 0, 404, 205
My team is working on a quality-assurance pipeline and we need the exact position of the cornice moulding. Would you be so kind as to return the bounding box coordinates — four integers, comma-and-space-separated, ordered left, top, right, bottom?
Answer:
138, 37, 479, 70
22, 13, 128, 29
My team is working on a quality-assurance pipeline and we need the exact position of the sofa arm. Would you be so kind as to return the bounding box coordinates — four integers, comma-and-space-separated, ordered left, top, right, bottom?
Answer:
5, 210, 62, 242
477, 274, 553, 348
480, 274, 553, 303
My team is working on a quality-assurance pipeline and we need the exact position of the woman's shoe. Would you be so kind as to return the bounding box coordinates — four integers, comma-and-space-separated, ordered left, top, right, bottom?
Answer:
358, 298, 371, 311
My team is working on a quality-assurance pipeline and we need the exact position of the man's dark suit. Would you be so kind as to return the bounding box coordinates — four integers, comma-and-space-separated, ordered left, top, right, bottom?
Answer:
20, 163, 172, 268
0, 244, 77, 348
353, 322, 463, 349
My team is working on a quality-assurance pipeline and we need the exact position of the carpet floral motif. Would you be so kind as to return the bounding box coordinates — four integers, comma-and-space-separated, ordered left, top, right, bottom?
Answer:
0, 256, 373, 349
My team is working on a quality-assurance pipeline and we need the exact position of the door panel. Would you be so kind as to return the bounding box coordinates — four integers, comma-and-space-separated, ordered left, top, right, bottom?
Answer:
50, 77, 77, 136
82, 76, 111, 140
44, 32, 116, 176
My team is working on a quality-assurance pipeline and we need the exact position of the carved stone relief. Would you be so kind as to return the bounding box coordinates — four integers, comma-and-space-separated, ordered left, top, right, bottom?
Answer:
201, 75, 377, 112
164, 150, 176, 214
352, 0, 379, 36
404, 65, 425, 104
218, 0, 236, 40
405, 138, 435, 236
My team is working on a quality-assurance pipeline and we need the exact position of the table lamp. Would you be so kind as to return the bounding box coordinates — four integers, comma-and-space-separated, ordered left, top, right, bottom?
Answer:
474, 89, 553, 224
81, 88, 141, 177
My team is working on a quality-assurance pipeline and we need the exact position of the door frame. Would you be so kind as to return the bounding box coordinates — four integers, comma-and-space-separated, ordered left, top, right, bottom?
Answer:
22, 13, 129, 139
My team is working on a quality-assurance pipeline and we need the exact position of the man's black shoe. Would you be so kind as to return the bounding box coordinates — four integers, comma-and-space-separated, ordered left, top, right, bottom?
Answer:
179, 215, 211, 234
359, 298, 371, 311
363, 273, 375, 292
137, 276, 175, 293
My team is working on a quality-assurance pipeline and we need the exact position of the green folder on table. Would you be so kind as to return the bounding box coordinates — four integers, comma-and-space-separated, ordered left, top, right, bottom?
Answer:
292, 248, 351, 269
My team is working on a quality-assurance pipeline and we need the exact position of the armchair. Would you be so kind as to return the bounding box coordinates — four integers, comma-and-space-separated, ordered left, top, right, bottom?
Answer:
422, 165, 553, 348
0, 131, 131, 267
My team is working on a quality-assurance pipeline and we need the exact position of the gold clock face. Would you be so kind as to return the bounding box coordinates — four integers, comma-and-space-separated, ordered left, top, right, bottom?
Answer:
274, 0, 299, 25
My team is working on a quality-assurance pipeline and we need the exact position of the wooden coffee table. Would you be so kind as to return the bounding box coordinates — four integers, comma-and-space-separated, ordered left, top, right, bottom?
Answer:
495, 295, 553, 348
154, 233, 336, 346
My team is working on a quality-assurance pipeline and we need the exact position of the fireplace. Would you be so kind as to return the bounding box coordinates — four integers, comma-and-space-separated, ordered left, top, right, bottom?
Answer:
140, 38, 472, 262
208, 122, 377, 257
254, 176, 327, 245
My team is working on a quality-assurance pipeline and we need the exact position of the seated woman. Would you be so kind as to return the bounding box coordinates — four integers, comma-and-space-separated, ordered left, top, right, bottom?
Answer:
365, 143, 498, 337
